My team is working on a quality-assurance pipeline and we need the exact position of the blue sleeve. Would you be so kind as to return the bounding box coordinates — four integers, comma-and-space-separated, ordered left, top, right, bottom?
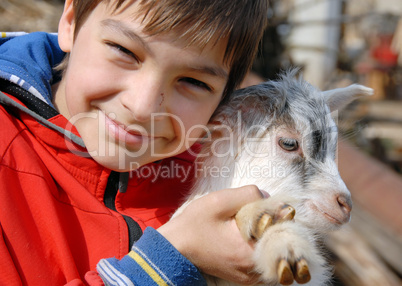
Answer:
97, 227, 207, 286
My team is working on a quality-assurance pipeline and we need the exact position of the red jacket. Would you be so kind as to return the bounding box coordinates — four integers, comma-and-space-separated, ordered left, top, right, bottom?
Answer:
0, 92, 197, 285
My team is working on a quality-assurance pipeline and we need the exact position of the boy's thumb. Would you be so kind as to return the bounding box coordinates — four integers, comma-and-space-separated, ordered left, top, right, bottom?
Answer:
215, 185, 269, 218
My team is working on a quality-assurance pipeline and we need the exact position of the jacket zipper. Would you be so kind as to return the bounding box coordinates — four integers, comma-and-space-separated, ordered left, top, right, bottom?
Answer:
104, 171, 143, 250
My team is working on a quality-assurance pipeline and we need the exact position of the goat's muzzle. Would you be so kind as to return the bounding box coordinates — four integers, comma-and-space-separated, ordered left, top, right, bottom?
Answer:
309, 193, 352, 227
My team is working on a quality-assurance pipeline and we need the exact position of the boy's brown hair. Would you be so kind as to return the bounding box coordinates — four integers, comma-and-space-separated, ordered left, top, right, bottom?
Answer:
66, 0, 268, 100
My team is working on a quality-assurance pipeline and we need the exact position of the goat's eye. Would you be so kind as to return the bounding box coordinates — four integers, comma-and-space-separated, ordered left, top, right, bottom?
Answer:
278, 137, 299, 151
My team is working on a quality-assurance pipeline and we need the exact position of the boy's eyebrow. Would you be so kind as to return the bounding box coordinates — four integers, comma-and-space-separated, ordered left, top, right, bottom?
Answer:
100, 19, 228, 79
100, 19, 152, 53
188, 66, 228, 80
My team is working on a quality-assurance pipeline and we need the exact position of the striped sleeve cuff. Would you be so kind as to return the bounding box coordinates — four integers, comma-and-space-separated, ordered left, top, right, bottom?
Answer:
97, 227, 206, 286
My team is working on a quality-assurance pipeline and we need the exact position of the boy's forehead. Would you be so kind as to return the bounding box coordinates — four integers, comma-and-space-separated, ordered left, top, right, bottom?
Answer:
77, 2, 227, 82
98, 1, 232, 56
92, 2, 230, 67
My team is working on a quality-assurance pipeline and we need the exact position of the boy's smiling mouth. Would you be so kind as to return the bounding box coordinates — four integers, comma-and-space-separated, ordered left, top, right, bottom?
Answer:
103, 111, 157, 147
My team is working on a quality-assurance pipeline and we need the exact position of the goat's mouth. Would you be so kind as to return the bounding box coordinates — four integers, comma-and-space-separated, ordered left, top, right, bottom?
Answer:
308, 202, 344, 226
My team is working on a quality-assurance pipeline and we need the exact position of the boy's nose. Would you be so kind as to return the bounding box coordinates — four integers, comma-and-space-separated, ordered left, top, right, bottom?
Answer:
122, 85, 166, 122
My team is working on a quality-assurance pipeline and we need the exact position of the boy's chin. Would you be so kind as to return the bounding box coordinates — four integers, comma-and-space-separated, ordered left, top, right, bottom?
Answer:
90, 153, 153, 172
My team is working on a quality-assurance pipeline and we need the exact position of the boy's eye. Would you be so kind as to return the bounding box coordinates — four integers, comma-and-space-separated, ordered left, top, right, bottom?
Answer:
180, 77, 212, 92
106, 42, 139, 62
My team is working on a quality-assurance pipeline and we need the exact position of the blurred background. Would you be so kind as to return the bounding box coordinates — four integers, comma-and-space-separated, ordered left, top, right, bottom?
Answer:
1, 0, 401, 285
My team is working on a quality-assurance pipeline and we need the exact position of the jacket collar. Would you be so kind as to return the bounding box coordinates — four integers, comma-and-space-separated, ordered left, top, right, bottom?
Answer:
0, 32, 65, 107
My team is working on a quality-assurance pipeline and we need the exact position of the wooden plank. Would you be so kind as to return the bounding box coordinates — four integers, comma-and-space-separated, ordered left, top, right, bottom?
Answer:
327, 218, 402, 286
338, 140, 402, 236
349, 203, 402, 275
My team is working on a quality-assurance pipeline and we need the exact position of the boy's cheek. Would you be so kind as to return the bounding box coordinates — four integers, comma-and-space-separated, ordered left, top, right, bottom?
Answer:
185, 127, 207, 146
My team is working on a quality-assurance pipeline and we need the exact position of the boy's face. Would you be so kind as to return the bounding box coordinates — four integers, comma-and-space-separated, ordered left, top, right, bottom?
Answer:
56, 1, 229, 171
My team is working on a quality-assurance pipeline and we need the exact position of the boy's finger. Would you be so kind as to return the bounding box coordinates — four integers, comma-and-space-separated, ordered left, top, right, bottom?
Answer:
212, 185, 267, 218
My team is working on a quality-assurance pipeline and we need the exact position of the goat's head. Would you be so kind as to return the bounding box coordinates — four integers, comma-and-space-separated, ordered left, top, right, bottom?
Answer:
199, 70, 373, 232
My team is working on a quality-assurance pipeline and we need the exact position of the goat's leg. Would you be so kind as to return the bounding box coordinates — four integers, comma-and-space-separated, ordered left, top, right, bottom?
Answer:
235, 197, 296, 241
254, 222, 329, 286
235, 197, 329, 285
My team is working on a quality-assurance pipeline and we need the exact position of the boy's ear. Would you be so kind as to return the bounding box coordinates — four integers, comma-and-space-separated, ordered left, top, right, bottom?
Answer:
58, 0, 75, 53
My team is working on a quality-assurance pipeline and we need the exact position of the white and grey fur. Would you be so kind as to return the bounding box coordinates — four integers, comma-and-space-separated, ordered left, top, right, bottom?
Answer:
173, 70, 373, 286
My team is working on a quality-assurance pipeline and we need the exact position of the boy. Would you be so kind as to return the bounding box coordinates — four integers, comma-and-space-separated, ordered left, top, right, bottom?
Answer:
0, 0, 268, 285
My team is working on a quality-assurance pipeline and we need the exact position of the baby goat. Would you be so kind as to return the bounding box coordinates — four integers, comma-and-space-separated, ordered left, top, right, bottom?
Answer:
174, 70, 373, 285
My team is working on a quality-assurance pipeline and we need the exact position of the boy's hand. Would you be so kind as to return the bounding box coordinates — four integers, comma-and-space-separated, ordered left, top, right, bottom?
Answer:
158, 185, 265, 285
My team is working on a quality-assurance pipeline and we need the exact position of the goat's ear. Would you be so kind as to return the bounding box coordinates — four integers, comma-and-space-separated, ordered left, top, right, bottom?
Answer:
323, 84, 373, 112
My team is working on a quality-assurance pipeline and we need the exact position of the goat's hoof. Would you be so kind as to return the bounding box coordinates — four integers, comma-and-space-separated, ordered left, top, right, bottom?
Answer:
277, 258, 311, 285
276, 204, 296, 222
278, 259, 294, 285
254, 213, 273, 239
295, 258, 311, 284
251, 204, 295, 240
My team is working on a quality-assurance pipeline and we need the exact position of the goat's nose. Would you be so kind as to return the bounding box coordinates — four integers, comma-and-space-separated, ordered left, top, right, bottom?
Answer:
337, 194, 352, 216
